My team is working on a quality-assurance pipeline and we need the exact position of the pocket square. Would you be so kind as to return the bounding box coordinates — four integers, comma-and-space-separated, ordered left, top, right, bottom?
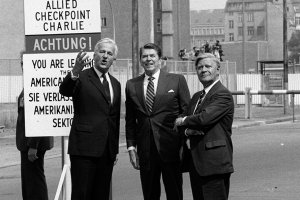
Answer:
168, 89, 174, 93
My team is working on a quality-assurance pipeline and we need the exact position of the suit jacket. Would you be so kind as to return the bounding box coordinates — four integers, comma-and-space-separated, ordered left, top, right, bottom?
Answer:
59, 68, 121, 159
183, 81, 234, 176
125, 71, 190, 167
16, 90, 54, 152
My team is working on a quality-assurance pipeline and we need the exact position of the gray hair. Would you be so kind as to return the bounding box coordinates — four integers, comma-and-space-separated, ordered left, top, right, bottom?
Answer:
195, 53, 220, 68
94, 38, 118, 58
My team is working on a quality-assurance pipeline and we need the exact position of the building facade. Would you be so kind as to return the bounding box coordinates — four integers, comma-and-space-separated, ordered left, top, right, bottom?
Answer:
190, 9, 225, 48
222, 0, 299, 73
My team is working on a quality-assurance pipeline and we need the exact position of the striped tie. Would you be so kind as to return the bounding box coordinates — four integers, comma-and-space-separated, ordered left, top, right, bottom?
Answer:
146, 76, 155, 113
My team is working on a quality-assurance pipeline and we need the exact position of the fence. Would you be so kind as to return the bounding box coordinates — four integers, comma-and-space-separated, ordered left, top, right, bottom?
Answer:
1, 59, 300, 127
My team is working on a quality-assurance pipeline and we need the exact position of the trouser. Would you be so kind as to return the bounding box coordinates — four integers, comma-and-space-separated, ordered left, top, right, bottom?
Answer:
70, 146, 114, 200
140, 133, 183, 200
189, 159, 231, 200
20, 150, 48, 200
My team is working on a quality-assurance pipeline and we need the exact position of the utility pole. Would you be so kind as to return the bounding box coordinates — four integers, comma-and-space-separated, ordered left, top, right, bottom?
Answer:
283, 0, 288, 114
242, 0, 246, 74
132, 0, 139, 78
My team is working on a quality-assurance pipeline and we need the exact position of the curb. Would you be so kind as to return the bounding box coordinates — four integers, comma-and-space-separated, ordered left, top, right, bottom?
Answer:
232, 116, 298, 129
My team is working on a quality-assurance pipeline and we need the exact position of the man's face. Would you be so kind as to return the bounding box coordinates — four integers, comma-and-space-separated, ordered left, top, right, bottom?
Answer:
140, 49, 161, 76
196, 58, 219, 87
93, 42, 115, 73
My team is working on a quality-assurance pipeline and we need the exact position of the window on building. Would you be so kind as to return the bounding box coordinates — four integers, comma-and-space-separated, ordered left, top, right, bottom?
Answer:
247, 26, 254, 35
156, 18, 162, 32
229, 20, 234, 29
101, 17, 107, 27
247, 12, 254, 22
156, 0, 162, 9
207, 29, 210, 35
229, 12, 233, 16
203, 29, 206, 35
193, 29, 196, 35
220, 28, 224, 34
245, 2, 250, 9
238, 27, 243, 36
238, 13, 243, 22
229, 33, 234, 41
296, 17, 300, 26
257, 26, 264, 35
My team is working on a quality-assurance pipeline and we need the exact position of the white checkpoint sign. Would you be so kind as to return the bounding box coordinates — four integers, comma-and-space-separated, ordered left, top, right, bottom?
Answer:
24, 0, 101, 35
23, 52, 93, 137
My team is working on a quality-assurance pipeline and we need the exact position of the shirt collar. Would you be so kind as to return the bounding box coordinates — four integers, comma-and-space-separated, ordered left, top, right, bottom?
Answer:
144, 69, 160, 81
204, 79, 220, 94
93, 67, 108, 79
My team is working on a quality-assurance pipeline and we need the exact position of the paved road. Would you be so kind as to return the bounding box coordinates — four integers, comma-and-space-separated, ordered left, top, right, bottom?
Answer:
1, 121, 300, 200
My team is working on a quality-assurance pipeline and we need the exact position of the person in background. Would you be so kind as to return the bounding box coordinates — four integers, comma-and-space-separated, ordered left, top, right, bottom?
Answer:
174, 53, 234, 200
16, 52, 54, 200
59, 38, 121, 200
125, 43, 190, 200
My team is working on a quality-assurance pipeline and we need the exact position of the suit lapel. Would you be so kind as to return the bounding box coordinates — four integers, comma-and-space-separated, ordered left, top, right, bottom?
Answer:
152, 71, 169, 113
87, 68, 110, 104
135, 74, 148, 112
199, 81, 222, 110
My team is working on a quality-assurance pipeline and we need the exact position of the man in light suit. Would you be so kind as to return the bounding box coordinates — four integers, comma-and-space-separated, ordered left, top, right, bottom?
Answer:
175, 53, 234, 200
59, 38, 121, 200
125, 43, 190, 200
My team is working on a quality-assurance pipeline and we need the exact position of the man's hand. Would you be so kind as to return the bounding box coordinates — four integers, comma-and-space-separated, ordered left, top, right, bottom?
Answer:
185, 129, 205, 136
173, 117, 185, 131
72, 50, 91, 76
114, 155, 118, 166
28, 148, 38, 162
128, 149, 140, 170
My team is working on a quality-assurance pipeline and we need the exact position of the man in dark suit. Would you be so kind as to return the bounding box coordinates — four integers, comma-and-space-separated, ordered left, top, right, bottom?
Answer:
175, 53, 234, 200
59, 38, 121, 200
16, 89, 54, 200
16, 55, 54, 200
125, 43, 190, 200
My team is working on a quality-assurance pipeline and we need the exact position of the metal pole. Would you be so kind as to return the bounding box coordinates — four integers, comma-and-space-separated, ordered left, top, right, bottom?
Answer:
292, 93, 295, 122
132, 0, 139, 77
107, 0, 115, 40
242, 0, 246, 74
149, 0, 154, 43
283, 0, 289, 114
62, 136, 71, 200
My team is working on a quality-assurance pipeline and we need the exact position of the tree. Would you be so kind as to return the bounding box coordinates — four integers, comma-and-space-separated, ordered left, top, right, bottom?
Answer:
288, 30, 300, 63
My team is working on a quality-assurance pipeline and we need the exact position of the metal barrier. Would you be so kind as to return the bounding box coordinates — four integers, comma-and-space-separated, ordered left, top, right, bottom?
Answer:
231, 88, 300, 121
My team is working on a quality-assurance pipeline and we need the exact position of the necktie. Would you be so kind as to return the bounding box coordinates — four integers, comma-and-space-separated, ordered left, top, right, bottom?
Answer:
102, 73, 111, 103
146, 76, 155, 113
194, 90, 206, 114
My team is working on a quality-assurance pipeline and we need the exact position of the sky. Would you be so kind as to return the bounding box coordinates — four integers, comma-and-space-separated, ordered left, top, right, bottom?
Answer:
190, 0, 227, 10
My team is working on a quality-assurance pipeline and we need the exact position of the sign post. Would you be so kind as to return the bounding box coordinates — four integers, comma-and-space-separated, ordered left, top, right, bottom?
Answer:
23, 1, 101, 199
